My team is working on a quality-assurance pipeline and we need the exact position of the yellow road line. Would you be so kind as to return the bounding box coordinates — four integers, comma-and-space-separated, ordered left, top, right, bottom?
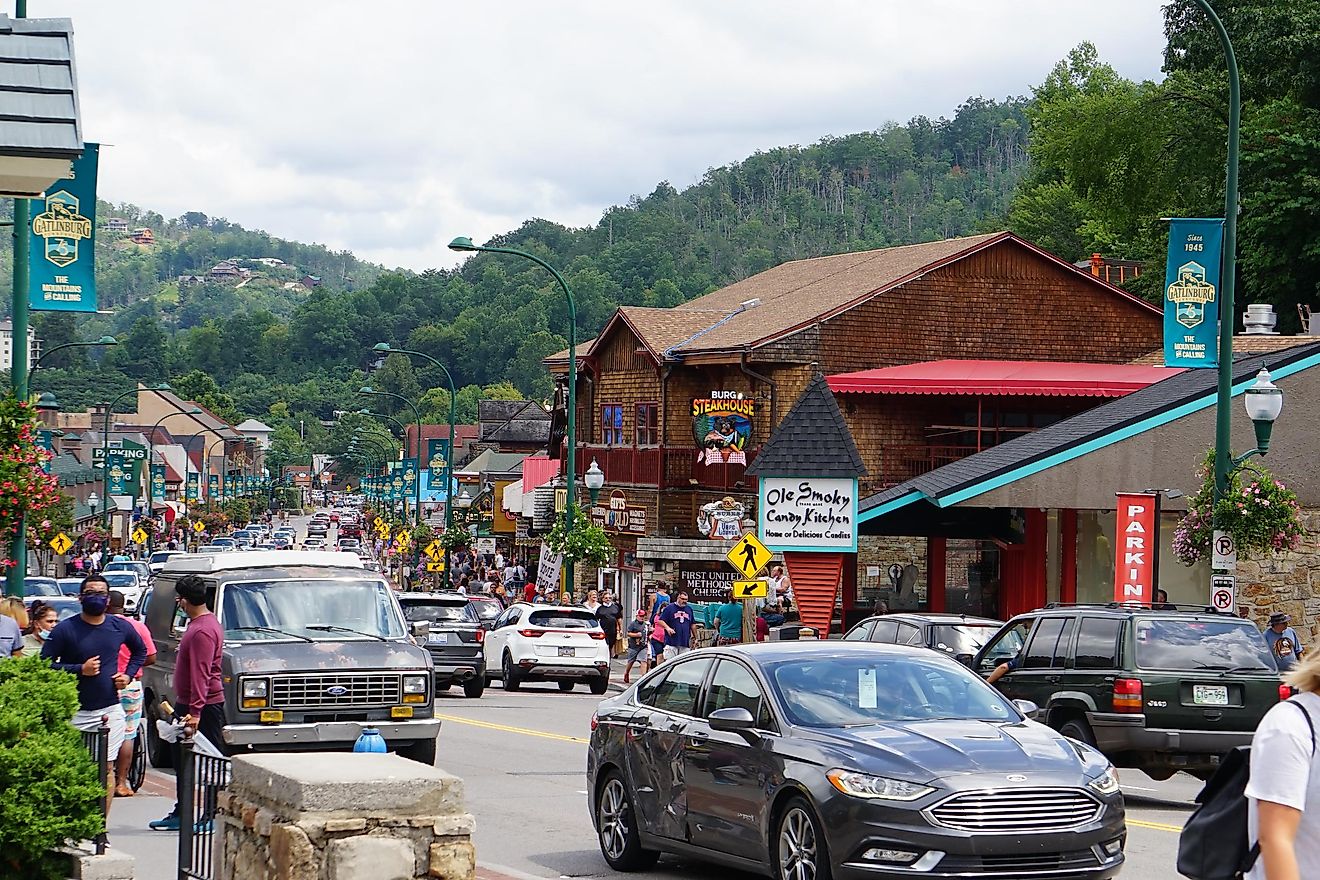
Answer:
1127, 818, 1184, 833
436, 713, 589, 744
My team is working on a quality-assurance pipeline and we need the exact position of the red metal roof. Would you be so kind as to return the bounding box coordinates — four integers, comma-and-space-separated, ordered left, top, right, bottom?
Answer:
521, 455, 559, 491
827, 360, 1183, 398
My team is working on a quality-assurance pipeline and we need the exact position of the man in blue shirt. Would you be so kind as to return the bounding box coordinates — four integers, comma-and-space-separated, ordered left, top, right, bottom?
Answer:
1265, 612, 1305, 672
43, 574, 148, 823
658, 590, 695, 660
0, 609, 20, 657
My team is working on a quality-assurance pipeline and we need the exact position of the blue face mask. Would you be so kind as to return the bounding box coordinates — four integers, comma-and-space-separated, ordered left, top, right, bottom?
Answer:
37, 628, 51, 640
80, 593, 109, 615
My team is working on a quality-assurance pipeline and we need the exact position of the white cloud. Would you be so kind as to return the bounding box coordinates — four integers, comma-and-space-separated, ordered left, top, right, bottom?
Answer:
59, 0, 1167, 270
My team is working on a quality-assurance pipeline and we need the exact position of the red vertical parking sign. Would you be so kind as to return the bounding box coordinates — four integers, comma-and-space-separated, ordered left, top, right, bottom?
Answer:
1114, 493, 1158, 604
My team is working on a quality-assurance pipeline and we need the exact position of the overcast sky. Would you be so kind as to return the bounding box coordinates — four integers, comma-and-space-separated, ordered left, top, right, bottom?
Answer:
59, 1, 1168, 271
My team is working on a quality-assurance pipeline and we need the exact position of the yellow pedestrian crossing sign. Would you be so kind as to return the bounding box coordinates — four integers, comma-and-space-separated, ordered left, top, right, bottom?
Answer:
732, 579, 769, 599
131, 527, 149, 545
49, 532, 73, 555
726, 533, 772, 579
373, 516, 385, 530
395, 531, 411, 549
193, 520, 206, 534
424, 540, 443, 562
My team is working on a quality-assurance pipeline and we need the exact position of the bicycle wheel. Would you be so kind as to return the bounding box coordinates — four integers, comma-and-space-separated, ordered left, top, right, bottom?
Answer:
128, 722, 147, 792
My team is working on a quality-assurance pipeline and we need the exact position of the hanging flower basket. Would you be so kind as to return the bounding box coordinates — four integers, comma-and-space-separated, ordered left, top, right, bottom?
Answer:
544, 503, 613, 567
1172, 450, 1305, 565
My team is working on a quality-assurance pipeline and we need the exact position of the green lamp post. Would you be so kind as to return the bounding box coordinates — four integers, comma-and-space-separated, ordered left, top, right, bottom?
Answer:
358, 387, 422, 526
100, 383, 171, 530
449, 236, 580, 592
27, 335, 117, 386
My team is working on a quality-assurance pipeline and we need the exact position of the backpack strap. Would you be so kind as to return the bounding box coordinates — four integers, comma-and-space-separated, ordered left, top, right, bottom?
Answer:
1287, 698, 1317, 755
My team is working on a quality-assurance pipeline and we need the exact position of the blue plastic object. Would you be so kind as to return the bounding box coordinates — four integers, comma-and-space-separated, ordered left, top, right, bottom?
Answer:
353, 727, 387, 753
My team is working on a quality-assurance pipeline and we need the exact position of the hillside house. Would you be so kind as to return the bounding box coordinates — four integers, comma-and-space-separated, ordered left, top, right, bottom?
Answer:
300, 274, 322, 289
208, 260, 242, 281
130, 228, 155, 246
104, 217, 129, 235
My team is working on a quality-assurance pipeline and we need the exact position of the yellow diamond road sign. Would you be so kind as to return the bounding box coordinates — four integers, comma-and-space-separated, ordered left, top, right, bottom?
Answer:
49, 532, 73, 555
732, 579, 769, 599
193, 520, 206, 534
424, 540, 442, 562
395, 532, 411, 548
726, 533, 772, 579
131, 527, 149, 545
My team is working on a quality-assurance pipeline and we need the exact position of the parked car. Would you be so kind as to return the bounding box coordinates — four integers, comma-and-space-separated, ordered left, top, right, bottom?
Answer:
24, 594, 80, 621
23, 576, 60, 598
104, 559, 152, 585
101, 571, 144, 613
485, 603, 611, 693
588, 642, 1125, 879
972, 604, 1286, 780
141, 550, 439, 767
397, 593, 485, 698
843, 612, 1004, 657
56, 576, 83, 596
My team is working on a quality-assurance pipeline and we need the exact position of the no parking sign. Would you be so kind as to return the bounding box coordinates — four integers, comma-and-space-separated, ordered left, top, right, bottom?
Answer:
1210, 574, 1236, 612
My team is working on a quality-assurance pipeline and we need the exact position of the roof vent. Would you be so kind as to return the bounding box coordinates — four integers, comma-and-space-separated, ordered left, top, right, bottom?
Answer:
1243, 303, 1277, 335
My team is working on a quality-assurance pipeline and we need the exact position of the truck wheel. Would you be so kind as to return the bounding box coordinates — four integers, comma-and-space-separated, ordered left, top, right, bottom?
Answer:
1059, 719, 1096, 747
502, 653, 522, 691
145, 699, 174, 769
397, 737, 437, 766
463, 678, 485, 699
558, 681, 575, 692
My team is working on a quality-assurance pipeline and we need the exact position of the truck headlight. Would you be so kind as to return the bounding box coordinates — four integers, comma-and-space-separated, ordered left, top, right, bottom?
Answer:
241, 678, 268, 709
402, 674, 428, 703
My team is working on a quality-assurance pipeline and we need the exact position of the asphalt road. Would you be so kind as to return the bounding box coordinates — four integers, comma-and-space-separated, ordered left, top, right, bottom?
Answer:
431, 681, 1196, 879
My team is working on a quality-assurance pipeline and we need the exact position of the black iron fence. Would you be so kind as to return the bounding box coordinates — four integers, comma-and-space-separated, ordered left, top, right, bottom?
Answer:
177, 739, 231, 880
78, 718, 110, 856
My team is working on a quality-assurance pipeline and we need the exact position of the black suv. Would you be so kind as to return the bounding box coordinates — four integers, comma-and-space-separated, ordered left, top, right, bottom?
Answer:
973, 604, 1286, 780
398, 593, 486, 698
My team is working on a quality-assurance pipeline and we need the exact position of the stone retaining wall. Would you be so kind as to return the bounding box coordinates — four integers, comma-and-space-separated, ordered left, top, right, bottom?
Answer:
218, 753, 475, 880
1235, 509, 1320, 641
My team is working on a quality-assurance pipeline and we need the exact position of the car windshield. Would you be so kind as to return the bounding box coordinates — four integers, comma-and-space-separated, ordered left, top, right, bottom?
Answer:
528, 610, 601, 629
103, 573, 138, 588
401, 602, 471, 623
57, 579, 82, 595
24, 578, 59, 596
929, 624, 1001, 656
1134, 616, 1275, 671
221, 578, 407, 641
768, 653, 1018, 728
150, 552, 177, 565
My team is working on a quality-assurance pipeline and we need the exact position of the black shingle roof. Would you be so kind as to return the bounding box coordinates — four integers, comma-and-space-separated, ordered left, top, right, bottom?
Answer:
860, 341, 1320, 512
747, 373, 866, 479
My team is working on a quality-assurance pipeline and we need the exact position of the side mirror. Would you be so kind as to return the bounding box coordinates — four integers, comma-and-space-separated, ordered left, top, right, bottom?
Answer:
410, 620, 431, 639
954, 653, 974, 667
708, 707, 756, 732
1013, 699, 1041, 720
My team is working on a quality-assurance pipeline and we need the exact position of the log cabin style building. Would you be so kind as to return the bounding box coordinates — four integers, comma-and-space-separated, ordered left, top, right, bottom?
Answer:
544, 231, 1167, 615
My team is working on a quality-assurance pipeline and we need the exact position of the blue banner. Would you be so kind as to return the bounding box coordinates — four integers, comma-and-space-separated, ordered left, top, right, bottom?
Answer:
150, 463, 166, 501
1164, 218, 1223, 368
187, 471, 200, 503
208, 474, 219, 500
29, 143, 99, 312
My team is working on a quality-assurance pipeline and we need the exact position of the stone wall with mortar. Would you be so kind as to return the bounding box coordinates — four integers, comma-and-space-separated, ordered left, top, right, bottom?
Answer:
218, 752, 475, 880
1234, 509, 1320, 642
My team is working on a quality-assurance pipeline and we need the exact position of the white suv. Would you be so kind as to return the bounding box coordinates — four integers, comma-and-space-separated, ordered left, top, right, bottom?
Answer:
484, 603, 611, 694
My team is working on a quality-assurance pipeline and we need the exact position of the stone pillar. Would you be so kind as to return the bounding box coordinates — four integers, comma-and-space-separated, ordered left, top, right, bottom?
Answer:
218, 753, 475, 880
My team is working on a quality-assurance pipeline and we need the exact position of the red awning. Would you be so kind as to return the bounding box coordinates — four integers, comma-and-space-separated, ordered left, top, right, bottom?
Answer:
521, 455, 558, 491
827, 360, 1183, 398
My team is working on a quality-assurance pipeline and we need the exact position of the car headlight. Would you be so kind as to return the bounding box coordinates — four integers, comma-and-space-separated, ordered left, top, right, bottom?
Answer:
826, 769, 934, 802
402, 674, 429, 703
241, 678, 268, 709
1088, 766, 1120, 796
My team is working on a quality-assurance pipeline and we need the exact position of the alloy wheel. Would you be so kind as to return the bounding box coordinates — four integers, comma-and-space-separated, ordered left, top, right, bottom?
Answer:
598, 778, 630, 861
778, 807, 819, 880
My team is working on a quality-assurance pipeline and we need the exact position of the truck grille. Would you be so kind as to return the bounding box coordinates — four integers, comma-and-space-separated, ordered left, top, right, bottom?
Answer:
927, 788, 1101, 833
270, 673, 401, 709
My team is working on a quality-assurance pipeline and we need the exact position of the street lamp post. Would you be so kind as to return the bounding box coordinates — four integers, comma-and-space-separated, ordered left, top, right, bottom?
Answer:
98, 384, 171, 554
206, 437, 229, 506
449, 237, 579, 592
27, 335, 118, 387
145, 407, 201, 552
585, 459, 605, 508
358, 387, 422, 526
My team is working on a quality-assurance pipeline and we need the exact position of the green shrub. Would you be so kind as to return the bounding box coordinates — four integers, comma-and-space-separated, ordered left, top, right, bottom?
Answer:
0, 655, 105, 880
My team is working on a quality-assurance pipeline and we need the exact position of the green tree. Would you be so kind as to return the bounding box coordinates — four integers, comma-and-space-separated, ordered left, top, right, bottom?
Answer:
170, 369, 242, 424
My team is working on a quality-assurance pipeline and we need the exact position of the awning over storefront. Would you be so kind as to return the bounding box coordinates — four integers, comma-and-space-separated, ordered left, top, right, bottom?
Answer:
828, 360, 1181, 398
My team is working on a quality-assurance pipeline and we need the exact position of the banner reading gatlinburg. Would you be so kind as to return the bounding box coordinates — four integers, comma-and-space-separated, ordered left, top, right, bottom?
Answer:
1163, 218, 1223, 368
29, 143, 99, 312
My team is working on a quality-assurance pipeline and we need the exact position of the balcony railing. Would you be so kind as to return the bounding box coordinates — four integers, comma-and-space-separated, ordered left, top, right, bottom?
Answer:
575, 444, 760, 491
866, 443, 981, 492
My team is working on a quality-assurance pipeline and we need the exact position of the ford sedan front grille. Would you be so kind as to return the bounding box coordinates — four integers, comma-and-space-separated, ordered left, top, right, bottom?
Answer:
926, 787, 1102, 833
270, 673, 401, 709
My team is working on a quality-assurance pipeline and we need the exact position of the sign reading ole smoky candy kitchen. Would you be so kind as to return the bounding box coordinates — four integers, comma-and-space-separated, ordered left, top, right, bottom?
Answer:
758, 477, 857, 552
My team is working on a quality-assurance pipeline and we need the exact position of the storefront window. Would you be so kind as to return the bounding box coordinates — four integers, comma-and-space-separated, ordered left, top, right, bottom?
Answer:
1075, 510, 1210, 605
944, 539, 1000, 617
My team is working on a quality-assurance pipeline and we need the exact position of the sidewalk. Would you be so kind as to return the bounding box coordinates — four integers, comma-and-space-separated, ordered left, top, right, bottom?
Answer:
102, 782, 180, 878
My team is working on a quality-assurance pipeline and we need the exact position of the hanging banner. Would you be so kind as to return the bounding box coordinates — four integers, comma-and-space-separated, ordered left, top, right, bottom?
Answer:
401, 458, 419, 497
207, 474, 219, 500
692, 393, 754, 465
29, 143, 99, 312
186, 472, 200, 503
426, 438, 449, 473
1114, 492, 1159, 604
225, 475, 236, 497
1163, 218, 1224, 369
106, 450, 129, 495
150, 463, 166, 501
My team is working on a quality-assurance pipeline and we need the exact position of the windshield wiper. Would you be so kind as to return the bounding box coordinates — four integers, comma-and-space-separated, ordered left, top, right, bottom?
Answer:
227, 626, 313, 643
1218, 665, 1272, 676
305, 624, 387, 642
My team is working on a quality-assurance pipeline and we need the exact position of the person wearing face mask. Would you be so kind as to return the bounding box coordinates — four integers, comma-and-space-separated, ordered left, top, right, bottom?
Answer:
22, 601, 59, 654
41, 573, 148, 825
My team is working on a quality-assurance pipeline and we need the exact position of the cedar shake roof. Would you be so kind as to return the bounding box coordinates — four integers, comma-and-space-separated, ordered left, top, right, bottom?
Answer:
548, 232, 1160, 367
747, 374, 866, 479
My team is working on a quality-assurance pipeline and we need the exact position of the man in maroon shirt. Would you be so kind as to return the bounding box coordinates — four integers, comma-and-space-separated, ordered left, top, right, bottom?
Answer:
150, 575, 226, 832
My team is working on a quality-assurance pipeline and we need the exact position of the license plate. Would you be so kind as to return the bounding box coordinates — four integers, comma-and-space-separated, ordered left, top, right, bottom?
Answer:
558, 647, 574, 657
1193, 684, 1229, 706
429, 633, 451, 644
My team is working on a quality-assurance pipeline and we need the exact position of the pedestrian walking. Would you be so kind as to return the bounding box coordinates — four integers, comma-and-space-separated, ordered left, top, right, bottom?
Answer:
583, 589, 601, 614
107, 590, 156, 798
623, 609, 649, 684
595, 592, 622, 656
1265, 613, 1305, 672
1245, 651, 1320, 879
150, 575, 225, 832
41, 574, 148, 826
713, 592, 744, 645
658, 590, 695, 660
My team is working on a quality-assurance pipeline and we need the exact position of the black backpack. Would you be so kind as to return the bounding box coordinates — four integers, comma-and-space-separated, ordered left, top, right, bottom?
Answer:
1177, 699, 1315, 880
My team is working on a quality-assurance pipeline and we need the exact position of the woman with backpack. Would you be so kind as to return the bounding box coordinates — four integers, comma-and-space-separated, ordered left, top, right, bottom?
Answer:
1247, 650, 1320, 879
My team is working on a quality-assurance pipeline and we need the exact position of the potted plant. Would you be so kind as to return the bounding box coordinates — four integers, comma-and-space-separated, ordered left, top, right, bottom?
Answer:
544, 503, 613, 568
1172, 450, 1305, 565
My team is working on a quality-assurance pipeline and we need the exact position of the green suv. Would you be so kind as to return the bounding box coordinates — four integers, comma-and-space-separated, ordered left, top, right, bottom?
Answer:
972, 604, 1287, 780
